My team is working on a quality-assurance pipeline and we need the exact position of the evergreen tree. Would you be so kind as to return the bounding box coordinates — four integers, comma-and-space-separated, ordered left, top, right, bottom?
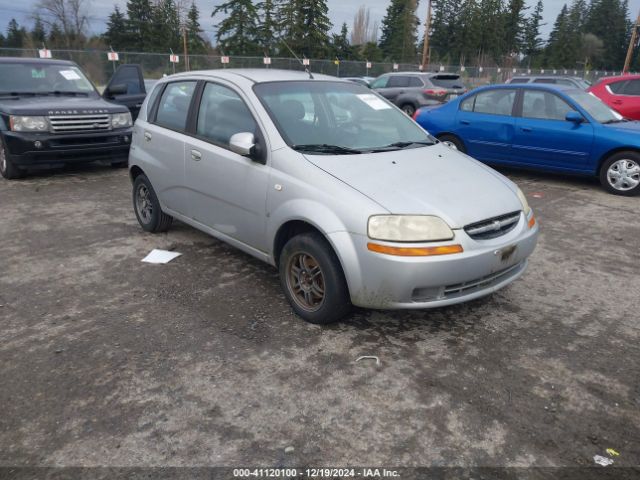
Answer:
331, 23, 353, 60
212, 0, 259, 55
31, 15, 47, 45
503, 0, 527, 55
545, 4, 574, 67
298, 0, 332, 58
522, 0, 544, 63
0, 33, 5, 48
126, 0, 154, 51
6, 19, 25, 49
256, 0, 278, 54
186, 2, 207, 55
585, 0, 629, 69
151, 0, 181, 53
48, 22, 64, 48
379, 0, 420, 63
104, 6, 129, 50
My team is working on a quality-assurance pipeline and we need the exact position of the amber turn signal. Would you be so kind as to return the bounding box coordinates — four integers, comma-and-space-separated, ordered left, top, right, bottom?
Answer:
367, 243, 464, 257
528, 215, 536, 229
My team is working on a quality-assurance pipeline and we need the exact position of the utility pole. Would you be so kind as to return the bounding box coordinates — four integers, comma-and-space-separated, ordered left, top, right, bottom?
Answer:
623, 9, 640, 74
182, 24, 190, 72
420, 0, 432, 71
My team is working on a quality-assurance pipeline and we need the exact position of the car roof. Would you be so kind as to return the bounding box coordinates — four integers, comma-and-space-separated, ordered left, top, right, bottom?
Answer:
479, 83, 577, 92
0, 56, 75, 66
512, 75, 582, 81
169, 68, 339, 84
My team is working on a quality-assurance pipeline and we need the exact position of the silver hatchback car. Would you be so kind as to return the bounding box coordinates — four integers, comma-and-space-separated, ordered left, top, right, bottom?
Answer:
129, 69, 539, 324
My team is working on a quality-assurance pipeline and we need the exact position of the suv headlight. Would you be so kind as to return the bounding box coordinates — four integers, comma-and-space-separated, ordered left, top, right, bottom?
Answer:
10, 116, 49, 132
111, 112, 132, 128
368, 215, 454, 242
516, 188, 531, 216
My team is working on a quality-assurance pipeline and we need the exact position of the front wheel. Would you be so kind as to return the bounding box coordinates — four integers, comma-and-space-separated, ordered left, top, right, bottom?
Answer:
599, 152, 640, 196
279, 232, 352, 324
0, 137, 26, 180
132, 174, 173, 232
437, 134, 466, 153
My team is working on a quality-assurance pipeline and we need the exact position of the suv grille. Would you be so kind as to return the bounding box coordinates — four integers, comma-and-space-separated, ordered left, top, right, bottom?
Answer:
464, 211, 521, 240
49, 114, 111, 133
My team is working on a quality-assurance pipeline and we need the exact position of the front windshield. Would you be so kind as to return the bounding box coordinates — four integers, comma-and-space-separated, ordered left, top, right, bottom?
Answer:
568, 90, 623, 123
0, 63, 96, 95
253, 81, 434, 153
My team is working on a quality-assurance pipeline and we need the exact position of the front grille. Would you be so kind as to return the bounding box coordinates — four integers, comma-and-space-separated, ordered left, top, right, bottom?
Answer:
464, 211, 521, 240
443, 261, 525, 298
49, 114, 111, 133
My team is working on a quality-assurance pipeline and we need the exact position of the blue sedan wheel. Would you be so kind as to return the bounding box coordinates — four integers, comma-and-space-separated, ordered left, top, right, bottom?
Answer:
600, 152, 640, 196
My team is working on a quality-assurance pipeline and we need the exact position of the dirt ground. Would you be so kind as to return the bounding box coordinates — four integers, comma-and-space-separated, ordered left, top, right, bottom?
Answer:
0, 164, 638, 478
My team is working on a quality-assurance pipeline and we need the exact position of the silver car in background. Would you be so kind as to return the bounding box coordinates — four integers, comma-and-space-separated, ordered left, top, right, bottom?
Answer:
129, 69, 539, 324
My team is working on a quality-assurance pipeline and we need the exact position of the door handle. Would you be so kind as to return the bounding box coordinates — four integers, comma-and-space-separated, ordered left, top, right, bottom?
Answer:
144, 131, 152, 141
460, 120, 470, 125
521, 127, 532, 132
191, 149, 202, 161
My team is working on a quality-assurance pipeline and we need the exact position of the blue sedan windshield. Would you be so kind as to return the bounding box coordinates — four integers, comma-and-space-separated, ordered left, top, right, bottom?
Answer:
568, 91, 623, 123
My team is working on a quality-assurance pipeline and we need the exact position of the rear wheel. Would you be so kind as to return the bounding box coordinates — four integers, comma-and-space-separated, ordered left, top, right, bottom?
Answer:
133, 174, 173, 232
279, 232, 352, 324
0, 137, 26, 180
438, 134, 466, 153
400, 103, 416, 117
599, 151, 640, 196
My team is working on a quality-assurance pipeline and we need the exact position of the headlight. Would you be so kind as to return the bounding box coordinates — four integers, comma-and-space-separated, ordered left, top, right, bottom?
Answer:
368, 215, 454, 242
111, 112, 132, 128
516, 188, 531, 216
10, 116, 49, 132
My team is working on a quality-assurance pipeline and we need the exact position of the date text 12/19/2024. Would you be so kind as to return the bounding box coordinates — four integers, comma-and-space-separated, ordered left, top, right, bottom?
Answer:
233, 468, 400, 477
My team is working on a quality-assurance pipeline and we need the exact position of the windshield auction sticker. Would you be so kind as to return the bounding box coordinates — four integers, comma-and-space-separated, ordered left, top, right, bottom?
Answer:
59, 70, 82, 81
356, 93, 392, 110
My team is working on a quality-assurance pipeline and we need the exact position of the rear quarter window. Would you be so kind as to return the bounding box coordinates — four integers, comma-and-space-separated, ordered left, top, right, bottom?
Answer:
430, 75, 463, 88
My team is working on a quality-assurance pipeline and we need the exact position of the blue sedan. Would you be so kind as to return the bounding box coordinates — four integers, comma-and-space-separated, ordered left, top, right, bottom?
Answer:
414, 84, 640, 195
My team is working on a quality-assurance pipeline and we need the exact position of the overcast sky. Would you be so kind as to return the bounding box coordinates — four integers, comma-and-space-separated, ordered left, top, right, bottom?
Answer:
2, 0, 639, 43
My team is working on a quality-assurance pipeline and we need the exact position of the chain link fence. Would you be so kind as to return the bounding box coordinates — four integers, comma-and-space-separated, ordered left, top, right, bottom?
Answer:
0, 47, 629, 88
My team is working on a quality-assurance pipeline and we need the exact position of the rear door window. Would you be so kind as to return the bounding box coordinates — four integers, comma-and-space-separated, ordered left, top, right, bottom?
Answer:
154, 81, 197, 132
608, 80, 627, 94
387, 76, 410, 88
471, 89, 517, 116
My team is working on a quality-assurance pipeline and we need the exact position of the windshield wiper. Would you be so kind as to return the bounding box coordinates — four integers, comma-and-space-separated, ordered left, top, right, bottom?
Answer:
367, 140, 435, 152
50, 91, 89, 96
292, 144, 363, 155
602, 118, 628, 124
0, 91, 39, 97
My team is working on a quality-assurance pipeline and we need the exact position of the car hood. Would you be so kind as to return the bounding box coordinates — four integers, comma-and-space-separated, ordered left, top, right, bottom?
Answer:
304, 143, 523, 229
601, 120, 640, 133
0, 95, 128, 115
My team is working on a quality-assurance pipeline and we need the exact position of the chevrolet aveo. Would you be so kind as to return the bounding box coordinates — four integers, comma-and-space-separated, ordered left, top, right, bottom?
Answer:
129, 69, 539, 324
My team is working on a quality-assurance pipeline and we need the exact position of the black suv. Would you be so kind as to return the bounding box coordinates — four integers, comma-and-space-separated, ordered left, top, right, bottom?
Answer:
0, 58, 146, 179
370, 72, 466, 116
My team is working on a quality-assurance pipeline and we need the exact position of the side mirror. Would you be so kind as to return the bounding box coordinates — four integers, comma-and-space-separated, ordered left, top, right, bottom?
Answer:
229, 132, 255, 157
566, 111, 584, 123
106, 84, 127, 96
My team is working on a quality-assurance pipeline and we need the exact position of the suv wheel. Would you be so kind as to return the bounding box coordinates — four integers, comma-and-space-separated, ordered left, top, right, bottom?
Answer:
600, 151, 640, 196
133, 174, 173, 232
401, 103, 416, 116
279, 232, 352, 324
0, 137, 26, 180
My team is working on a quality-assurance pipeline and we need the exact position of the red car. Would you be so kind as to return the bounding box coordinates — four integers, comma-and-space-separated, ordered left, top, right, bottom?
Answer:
588, 74, 640, 120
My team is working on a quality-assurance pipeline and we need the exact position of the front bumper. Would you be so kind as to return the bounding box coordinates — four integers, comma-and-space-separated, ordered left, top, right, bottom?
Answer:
2, 129, 132, 167
329, 212, 539, 309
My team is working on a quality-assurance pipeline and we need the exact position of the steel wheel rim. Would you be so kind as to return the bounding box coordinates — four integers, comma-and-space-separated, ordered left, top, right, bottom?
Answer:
0, 145, 6, 174
286, 252, 325, 312
442, 140, 458, 150
607, 159, 640, 191
136, 184, 153, 223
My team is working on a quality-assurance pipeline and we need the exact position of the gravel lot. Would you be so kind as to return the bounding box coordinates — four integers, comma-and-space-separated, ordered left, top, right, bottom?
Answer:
0, 165, 638, 476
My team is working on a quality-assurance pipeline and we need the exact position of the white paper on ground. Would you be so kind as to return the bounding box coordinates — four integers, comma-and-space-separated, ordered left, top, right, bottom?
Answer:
356, 93, 392, 110
593, 455, 614, 466
141, 249, 182, 264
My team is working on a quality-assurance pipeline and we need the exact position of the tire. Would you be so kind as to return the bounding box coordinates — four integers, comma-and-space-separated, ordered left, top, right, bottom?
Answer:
0, 137, 26, 180
599, 151, 640, 196
438, 134, 466, 153
278, 232, 352, 324
400, 103, 416, 117
132, 174, 173, 232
